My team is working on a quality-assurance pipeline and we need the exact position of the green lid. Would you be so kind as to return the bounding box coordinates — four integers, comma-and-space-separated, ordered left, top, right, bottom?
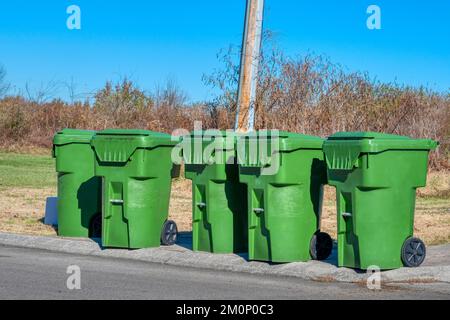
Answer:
186, 130, 238, 149
239, 131, 324, 151
95, 129, 170, 137
324, 132, 438, 170
91, 129, 179, 163
327, 132, 412, 140
53, 129, 96, 146
236, 131, 324, 168
325, 132, 438, 152
182, 130, 237, 165
189, 130, 232, 137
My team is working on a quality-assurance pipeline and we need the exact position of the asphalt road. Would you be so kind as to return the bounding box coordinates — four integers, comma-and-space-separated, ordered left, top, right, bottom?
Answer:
0, 245, 448, 300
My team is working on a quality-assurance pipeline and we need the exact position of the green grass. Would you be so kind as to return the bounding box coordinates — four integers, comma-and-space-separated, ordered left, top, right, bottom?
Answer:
0, 152, 56, 189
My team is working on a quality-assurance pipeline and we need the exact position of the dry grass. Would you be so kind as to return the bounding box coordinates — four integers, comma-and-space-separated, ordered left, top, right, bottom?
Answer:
0, 187, 56, 236
168, 178, 192, 232
417, 171, 450, 198
0, 145, 50, 156
0, 172, 448, 245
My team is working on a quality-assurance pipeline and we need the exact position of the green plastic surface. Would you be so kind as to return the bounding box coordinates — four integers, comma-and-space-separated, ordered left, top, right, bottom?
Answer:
53, 129, 101, 238
184, 131, 248, 254
92, 129, 178, 164
53, 129, 96, 145
91, 129, 178, 249
325, 132, 438, 166
323, 132, 438, 270
238, 132, 327, 263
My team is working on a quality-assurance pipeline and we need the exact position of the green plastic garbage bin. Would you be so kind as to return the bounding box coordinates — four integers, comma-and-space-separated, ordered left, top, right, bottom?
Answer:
91, 129, 179, 249
184, 131, 248, 254
53, 129, 102, 238
237, 131, 332, 263
323, 132, 438, 270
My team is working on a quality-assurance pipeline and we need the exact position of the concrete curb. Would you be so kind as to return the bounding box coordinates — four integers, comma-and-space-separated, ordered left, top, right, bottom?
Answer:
0, 232, 449, 284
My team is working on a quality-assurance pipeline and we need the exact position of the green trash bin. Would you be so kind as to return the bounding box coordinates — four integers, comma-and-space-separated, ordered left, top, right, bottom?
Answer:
323, 132, 438, 270
237, 131, 331, 263
53, 129, 102, 238
184, 131, 248, 254
91, 129, 179, 249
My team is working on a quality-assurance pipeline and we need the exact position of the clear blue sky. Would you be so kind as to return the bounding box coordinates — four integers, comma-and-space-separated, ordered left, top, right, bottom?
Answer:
0, 0, 449, 102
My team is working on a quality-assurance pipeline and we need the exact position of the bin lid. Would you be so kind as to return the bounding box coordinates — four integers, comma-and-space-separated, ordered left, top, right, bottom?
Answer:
53, 129, 96, 146
91, 129, 179, 163
238, 131, 324, 151
95, 128, 174, 139
186, 130, 238, 149
182, 130, 238, 165
325, 132, 438, 152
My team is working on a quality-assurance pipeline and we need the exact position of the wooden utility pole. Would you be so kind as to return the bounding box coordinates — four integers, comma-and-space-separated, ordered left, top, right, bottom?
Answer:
235, 0, 265, 133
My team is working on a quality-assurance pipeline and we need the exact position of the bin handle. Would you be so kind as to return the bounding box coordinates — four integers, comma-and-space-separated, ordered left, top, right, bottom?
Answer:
197, 202, 206, 209
193, 202, 206, 222
254, 208, 264, 215
249, 208, 264, 229
342, 212, 352, 218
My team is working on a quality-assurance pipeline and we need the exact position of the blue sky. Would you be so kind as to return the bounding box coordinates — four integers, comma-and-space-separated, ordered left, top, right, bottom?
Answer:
0, 0, 449, 102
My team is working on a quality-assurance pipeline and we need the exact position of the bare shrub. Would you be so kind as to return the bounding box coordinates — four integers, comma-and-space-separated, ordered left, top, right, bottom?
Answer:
0, 97, 31, 140
203, 35, 450, 169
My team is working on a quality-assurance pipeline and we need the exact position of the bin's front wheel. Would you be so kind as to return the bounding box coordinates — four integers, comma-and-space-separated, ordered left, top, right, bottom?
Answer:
161, 220, 178, 246
89, 214, 102, 239
402, 237, 426, 268
310, 232, 333, 261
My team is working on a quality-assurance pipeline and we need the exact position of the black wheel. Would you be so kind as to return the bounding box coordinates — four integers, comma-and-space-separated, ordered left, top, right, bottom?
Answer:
402, 237, 426, 268
310, 232, 333, 261
89, 214, 102, 239
161, 220, 178, 246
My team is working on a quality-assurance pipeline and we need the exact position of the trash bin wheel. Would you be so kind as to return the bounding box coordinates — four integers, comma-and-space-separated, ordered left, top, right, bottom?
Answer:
161, 220, 178, 246
401, 237, 426, 268
89, 214, 102, 239
310, 232, 333, 261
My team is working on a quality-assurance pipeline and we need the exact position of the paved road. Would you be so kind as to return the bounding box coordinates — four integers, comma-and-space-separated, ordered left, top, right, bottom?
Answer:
0, 245, 448, 300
